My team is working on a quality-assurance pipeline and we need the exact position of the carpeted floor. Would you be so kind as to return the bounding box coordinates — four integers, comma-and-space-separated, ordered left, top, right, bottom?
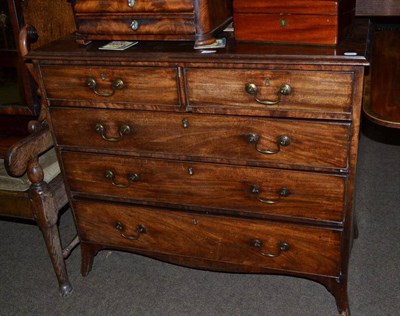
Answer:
0, 122, 399, 316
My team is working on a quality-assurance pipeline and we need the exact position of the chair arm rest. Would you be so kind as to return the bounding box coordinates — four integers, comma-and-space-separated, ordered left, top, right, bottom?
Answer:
5, 124, 54, 177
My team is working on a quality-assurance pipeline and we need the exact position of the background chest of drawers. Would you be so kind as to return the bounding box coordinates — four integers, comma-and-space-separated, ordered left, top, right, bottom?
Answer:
71, 0, 232, 46
28, 25, 368, 315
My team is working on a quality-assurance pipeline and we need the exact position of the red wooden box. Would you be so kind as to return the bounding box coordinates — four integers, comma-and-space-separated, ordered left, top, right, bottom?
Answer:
233, 0, 356, 45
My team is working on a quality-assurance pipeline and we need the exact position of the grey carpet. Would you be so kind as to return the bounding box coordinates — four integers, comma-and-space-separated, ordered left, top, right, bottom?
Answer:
1, 122, 399, 316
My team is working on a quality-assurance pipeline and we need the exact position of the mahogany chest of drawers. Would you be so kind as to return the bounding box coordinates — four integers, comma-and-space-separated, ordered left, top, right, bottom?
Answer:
233, 0, 356, 45
28, 22, 368, 315
71, 0, 232, 46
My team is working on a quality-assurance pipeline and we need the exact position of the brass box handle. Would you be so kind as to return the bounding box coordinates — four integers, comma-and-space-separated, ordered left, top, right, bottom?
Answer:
115, 222, 146, 241
105, 169, 140, 188
95, 123, 132, 142
245, 133, 291, 155
250, 185, 291, 204
251, 239, 290, 258
245, 82, 291, 105
86, 77, 124, 97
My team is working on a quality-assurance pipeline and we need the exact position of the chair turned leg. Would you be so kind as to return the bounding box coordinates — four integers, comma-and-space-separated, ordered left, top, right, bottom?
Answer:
39, 223, 73, 296
30, 183, 72, 296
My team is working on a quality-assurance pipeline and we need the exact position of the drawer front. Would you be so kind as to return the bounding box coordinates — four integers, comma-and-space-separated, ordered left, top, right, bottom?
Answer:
41, 66, 180, 108
74, 200, 341, 276
62, 152, 346, 222
76, 17, 195, 36
234, 14, 338, 45
50, 108, 350, 171
233, 0, 338, 15
186, 68, 352, 116
73, 0, 194, 13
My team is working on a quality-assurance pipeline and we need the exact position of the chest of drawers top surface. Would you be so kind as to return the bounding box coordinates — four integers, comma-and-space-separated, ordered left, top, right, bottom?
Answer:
29, 19, 368, 63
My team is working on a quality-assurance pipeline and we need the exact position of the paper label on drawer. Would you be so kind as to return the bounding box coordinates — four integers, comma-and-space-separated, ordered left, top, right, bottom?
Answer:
99, 41, 139, 51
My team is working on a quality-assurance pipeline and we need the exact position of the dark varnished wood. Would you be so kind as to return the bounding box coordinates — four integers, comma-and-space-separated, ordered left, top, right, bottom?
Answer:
50, 108, 350, 172
72, 0, 232, 46
234, 0, 338, 14
76, 17, 196, 38
73, 0, 194, 13
75, 200, 342, 277
41, 65, 180, 108
186, 67, 354, 117
61, 151, 346, 223
26, 19, 370, 66
233, 0, 356, 45
29, 20, 369, 315
20, 0, 76, 50
363, 30, 400, 128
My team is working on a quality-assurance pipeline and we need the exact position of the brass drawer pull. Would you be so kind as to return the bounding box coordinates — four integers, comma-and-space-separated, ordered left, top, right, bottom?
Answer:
251, 239, 290, 258
95, 123, 132, 142
86, 77, 124, 97
250, 185, 291, 204
245, 82, 291, 105
105, 170, 140, 188
245, 133, 291, 155
128, 0, 135, 7
115, 222, 147, 240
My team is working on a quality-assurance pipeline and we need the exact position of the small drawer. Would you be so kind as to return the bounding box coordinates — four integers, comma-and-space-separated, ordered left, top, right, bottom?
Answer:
50, 108, 350, 171
74, 200, 341, 277
76, 16, 195, 36
41, 66, 180, 109
186, 68, 354, 118
73, 0, 194, 13
62, 152, 346, 222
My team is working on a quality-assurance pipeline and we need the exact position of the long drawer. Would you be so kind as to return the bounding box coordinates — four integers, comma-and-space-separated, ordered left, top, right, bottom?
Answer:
50, 108, 350, 171
74, 200, 341, 277
62, 152, 346, 222
73, 0, 194, 13
41, 66, 180, 108
76, 16, 196, 37
186, 68, 354, 117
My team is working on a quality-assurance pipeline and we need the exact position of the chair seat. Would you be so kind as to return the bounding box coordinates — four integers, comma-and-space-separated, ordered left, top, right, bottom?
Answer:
0, 148, 60, 191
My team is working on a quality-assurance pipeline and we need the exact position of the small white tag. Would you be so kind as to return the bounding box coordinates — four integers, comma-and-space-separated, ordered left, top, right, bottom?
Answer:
200, 50, 217, 54
344, 52, 358, 56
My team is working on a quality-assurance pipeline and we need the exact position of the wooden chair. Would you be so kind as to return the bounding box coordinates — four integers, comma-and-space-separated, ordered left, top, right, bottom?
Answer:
0, 0, 78, 296
0, 108, 79, 296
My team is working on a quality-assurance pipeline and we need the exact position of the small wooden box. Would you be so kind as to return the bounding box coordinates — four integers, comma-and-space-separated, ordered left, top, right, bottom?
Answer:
233, 0, 356, 45
71, 0, 232, 46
